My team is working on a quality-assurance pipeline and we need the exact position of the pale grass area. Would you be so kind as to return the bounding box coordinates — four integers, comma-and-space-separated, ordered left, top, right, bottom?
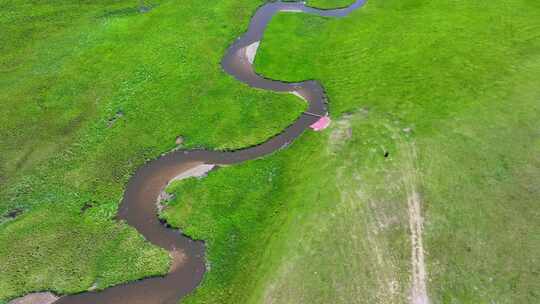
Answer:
261, 115, 428, 304
261, 115, 431, 304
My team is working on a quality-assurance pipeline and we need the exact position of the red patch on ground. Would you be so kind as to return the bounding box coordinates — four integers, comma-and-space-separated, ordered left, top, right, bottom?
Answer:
310, 115, 331, 131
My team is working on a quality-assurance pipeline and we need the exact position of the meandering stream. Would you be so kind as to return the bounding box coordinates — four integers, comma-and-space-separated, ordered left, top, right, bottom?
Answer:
49, 1, 366, 303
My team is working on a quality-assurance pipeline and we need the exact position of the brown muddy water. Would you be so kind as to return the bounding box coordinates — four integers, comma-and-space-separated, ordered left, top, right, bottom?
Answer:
47, 1, 366, 303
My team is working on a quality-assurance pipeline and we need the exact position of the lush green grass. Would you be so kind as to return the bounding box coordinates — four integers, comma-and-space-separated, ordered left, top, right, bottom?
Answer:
2, 0, 540, 302
157, 0, 540, 303
420, 59, 540, 303
285, 0, 355, 9
1, 0, 304, 214
306, 0, 356, 9
0, 0, 305, 301
0, 204, 169, 301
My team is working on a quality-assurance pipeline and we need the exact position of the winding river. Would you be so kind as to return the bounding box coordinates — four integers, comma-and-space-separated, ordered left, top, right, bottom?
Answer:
49, 1, 366, 303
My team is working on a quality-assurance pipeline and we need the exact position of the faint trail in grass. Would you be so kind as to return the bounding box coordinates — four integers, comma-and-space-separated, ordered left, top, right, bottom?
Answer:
401, 143, 430, 304
407, 190, 429, 304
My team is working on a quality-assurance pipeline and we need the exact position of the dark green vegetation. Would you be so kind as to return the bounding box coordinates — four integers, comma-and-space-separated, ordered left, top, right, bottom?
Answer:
0, 204, 169, 300
0, 0, 304, 301
307, 0, 355, 9
159, 0, 540, 303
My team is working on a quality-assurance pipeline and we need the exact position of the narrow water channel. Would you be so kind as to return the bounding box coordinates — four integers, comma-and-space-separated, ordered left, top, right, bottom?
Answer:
52, 1, 366, 303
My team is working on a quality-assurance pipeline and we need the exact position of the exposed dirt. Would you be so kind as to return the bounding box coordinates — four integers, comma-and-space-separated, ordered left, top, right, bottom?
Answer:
169, 164, 215, 183
407, 190, 429, 304
245, 41, 260, 64
8, 292, 58, 304
401, 143, 430, 304
156, 164, 214, 212
169, 248, 187, 272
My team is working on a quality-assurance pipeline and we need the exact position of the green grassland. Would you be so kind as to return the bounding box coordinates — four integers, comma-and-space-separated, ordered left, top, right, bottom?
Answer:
0, 0, 304, 301
2, 0, 540, 303
158, 0, 540, 303
0, 204, 169, 301
306, 0, 356, 9
161, 111, 415, 303
161, 73, 540, 303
